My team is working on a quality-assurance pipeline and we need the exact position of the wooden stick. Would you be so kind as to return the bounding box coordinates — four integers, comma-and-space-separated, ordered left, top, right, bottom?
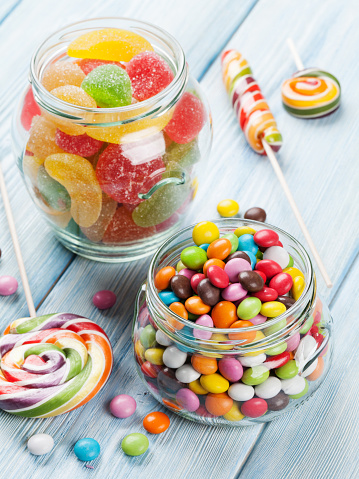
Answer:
0, 163, 36, 317
262, 139, 333, 288
287, 37, 305, 71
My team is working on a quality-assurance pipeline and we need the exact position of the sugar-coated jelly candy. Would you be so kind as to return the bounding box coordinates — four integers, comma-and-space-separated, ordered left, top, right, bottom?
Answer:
164, 139, 200, 172
127, 51, 174, 101
165, 92, 206, 144
21, 87, 41, 131
81, 193, 117, 242
37, 165, 71, 212
81, 65, 132, 108
27, 116, 64, 158
78, 58, 126, 75
67, 28, 154, 62
55, 129, 103, 157
42, 62, 85, 91
103, 207, 156, 243
45, 153, 102, 227
22, 153, 44, 186
50, 85, 97, 108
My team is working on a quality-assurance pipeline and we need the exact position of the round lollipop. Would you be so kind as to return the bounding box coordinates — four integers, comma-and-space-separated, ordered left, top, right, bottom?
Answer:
282, 38, 341, 119
0, 164, 113, 418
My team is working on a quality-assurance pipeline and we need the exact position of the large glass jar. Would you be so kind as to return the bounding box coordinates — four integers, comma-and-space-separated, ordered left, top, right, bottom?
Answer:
12, 18, 212, 262
132, 219, 333, 426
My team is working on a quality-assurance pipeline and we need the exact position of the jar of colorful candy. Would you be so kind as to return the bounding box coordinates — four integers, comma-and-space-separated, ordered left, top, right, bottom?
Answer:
132, 219, 333, 426
12, 18, 212, 262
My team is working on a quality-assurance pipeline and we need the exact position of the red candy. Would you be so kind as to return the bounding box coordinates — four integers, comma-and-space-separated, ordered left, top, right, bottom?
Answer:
269, 273, 293, 296
255, 259, 282, 279
165, 92, 206, 144
127, 52, 174, 101
207, 265, 229, 289
21, 87, 41, 131
241, 398, 268, 418
264, 352, 290, 369
78, 58, 125, 75
253, 229, 279, 248
252, 287, 278, 302
255, 270, 266, 283
103, 207, 156, 243
141, 361, 161, 378
55, 129, 103, 157
96, 143, 165, 205
190, 273, 206, 294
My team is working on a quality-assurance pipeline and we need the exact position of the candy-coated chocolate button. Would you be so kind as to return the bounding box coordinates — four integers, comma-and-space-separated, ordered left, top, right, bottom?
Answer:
154, 266, 176, 290
140, 325, 156, 349
264, 352, 290, 369
197, 278, 221, 306
266, 391, 289, 411
228, 383, 254, 401
289, 379, 309, 399
200, 373, 229, 394
275, 360, 299, 379
241, 397, 268, 418
283, 266, 305, 281
205, 392, 233, 416
265, 342, 287, 356
263, 246, 289, 269
252, 287, 278, 302
189, 379, 208, 395
192, 221, 220, 246
244, 207, 266, 222
241, 365, 269, 385
212, 301, 238, 328
255, 376, 281, 399
223, 402, 244, 421
0, 276, 18, 296
176, 388, 200, 412
237, 234, 258, 255
27, 434, 54, 456
237, 297, 262, 320
253, 229, 279, 247
292, 275, 306, 301
224, 258, 251, 283
170, 275, 192, 299
175, 364, 201, 383
207, 265, 229, 289
222, 233, 239, 253
238, 271, 264, 292
191, 354, 218, 375
234, 226, 256, 237
269, 273, 293, 296
185, 296, 211, 315
217, 199, 239, 217
110, 394, 137, 418
207, 238, 232, 260
163, 346, 187, 369
281, 375, 306, 395
181, 246, 207, 270
263, 318, 287, 336
159, 290, 180, 306
145, 348, 164, 365
143, 411, 170, 434
121, 433, 149, 456
218, 358, 243, 382
260, 301, 286, 318
74, 438, 100, 461
255, 259, 282, 278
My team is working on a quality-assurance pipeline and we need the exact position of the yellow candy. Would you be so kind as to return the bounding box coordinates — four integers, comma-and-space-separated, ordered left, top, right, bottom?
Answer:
67, 28, 154, 62
192, 221, 220, 246
45, 153, 102, 228
260, 301, 286, 318
144, 348, 164, 365
200, 373, 229, 394
209, 333, 233, 351
292, 275, 306, 301
234, 226, 256, 237
42, 62, 85, 92
27, 116, 64, 158
189, 379, 208, 395
242, 331, 266, 356
283, 266, 305, 281
22, 154, 43, 186
217, 199, 239, 217
223, 402, 244, 421
134, 340, 146, 362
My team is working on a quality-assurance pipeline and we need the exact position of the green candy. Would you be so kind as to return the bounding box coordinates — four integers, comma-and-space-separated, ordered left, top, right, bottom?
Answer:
164, 139, 200, 172
180, 246, 207, 270
140, 325, 156, 349
286, 255, 294, 268
264, 318, 287, 337
237, 297, 262, 320
242, 365, 269, 386
121, 433, 149, 456
299, 315, 314, 334
256, 250, 263, 260
81, 65, 132, 108
289, 379, 309, 399
187, 312, 199, 321
38, 165, 71, 212
176, 260, 186, 272
265, 342, 287, 356
222, 233, 239, 254
275, 360, 299, 379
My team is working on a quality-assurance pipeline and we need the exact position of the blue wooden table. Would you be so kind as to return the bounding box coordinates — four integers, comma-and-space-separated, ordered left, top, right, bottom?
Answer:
1, 0, 358, 477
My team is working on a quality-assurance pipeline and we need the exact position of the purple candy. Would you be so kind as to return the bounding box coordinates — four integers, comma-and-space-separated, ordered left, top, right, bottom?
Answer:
224, 259, 251, 283
176, 388, 200, 412
0, 276, 18, 296
218, 358, 243, 382
194, 314, 213, 340
221, 283, 247, 302
110, 394, 137, 418
93, 290, 116, 309
249, 314, 267, 326
286, 332, 301, 352
178, 268, 196, 280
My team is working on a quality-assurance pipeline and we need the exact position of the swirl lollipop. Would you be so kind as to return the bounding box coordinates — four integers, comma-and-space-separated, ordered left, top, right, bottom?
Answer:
0, 164, 113, 418
282, 38, 341, 119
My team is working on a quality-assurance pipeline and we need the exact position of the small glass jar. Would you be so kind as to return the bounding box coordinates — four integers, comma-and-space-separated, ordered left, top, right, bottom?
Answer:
12, 18, 212, 262
132, 219, 333, 426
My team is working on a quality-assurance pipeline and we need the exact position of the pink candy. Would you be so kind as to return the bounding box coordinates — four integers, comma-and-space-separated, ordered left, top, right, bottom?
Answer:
93, 290, 116, 309
0, 276, 18, 296
176, 388, 200, 412
286, 332, 301, 352
221, 283, 247, 301
194, 314, 213, 340
218, 358, 243, 382
249, 314, 267, 326
110, 394, 137, 418
179, 268, 197, 280
224, 258, 251, 283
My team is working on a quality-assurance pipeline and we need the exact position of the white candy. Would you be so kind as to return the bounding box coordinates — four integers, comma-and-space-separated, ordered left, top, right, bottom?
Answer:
163, 346, 187, 369
281, 375, 306, 395
301, 358, 318, 378
175, 365, 201, 383
27, 434, 54, 456
295, 335, 317, 371
255, 376, 281, 399
228, 383, 254, 401
263, 246, 290, 269
238, 353, 266, 368
156, 330, 173, 347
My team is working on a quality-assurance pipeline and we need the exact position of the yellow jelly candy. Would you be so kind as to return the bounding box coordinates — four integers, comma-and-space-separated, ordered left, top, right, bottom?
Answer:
67, 28, 154, 62
44, 153, 102, 228
200, 373, 229, 394
42, 62, 85, 92
192, 221, 220, 246
234, 226, 256, 237
217, 199, 239, 217
223, 402, 244, 421
189, 379, 208, 395
81, 193, 117, 242
144, 348, 164, 365
22, 154, 43, 185
260, 301, 286, 318
27, 116, 64, 158
292, 275, 306, 301
283, 266, 305, 281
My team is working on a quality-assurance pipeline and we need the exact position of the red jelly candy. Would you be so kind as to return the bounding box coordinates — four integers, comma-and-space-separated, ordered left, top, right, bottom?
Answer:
241, 398, 268, 418
207, 265, 229, 289
127, 52, 174, 101
264, 352, 290, 369
55, 129, 103, 157
255, 259, 282, 279
269, 273, 293, 296
21, 87, 41, 131
252, 286, 278, 302
103, 207, 156, 243
78, 58, 125, 75
96, 143, 165, 205
253, 229, 279, 248
165, 92, 206, 144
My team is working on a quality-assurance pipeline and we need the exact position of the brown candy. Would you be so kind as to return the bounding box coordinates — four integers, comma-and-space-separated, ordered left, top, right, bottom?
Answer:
276, 295, 296, 309
170, 274, 193, 300
197, 278, 221, 306
238, 271, 264, 292
225, 251, 251, 264
266, 392, 289, 411
244, 207, 267, 222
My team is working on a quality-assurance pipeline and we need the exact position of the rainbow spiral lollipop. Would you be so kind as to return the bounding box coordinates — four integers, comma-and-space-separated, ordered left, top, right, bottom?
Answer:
0, 313, 113, 418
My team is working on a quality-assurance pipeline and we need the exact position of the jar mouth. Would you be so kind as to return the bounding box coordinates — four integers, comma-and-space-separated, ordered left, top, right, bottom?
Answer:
30, 17, 187, 125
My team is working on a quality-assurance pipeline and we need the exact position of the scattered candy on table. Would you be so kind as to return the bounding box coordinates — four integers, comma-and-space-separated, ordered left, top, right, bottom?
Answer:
110, 394, 137, 418
217, 199, 239, 217
143, 411, 170, 434
27, 434, 54, 456
93, 290, 117, 309
74, 438, 101, 461
0, 275, 18, 296
244, 207, 267, 223
121, 433, 149, 456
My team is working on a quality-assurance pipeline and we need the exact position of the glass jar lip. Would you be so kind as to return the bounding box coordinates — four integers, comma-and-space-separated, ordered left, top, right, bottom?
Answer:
147, 218, 315, 335
29, 17, 187, 122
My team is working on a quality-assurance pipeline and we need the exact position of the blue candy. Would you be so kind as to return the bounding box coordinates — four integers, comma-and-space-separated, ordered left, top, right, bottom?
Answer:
199, 243, 210, 252
74, 438, 100, 461
242, 250, 257, 269
158, 290, 180, 306
237, 234, 258, 255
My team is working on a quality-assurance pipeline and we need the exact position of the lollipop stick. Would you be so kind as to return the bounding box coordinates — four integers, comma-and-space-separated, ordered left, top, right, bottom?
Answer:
262, 139, 333, 288
287, 38, 305, 71
0, 163, 36, 317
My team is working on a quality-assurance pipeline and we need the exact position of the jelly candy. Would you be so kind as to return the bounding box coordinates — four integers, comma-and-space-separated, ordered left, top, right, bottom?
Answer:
27, 116, 64, 158
81, 193, 117, 242
81, 64, 132, 108
164, 139, 200, 172
42, 62, 85, 91
127, 52, 174, 101
37, 165, 71, 212
67, 28, 154, 62
50, 85, 97, 108
21, 87, 41, 131
55, 129, 103, 157
44, 153, 102, 227
165, 92, 206, 144
96, 140, 165, 205
102, 207, 156, 243
22, 153, 43, 186
78, 58, 125, 75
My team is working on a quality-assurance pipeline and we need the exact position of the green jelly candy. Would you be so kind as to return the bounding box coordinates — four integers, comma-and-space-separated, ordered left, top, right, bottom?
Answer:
164, 139, 200, 172
275, 360, 299, 379
237, 297, 262, 320
180, 246, 207, 270
289, 379, 309, 399
38, 165, 71, 212
140, 324, 156, 349
81, 65, 132, 108
286, 255, 294, 268
222, 233, 239, 254
299, 315, 314, 334
265, 342, 287, 356
242, 365, 269, 386
66, 218, 81, 235
121, 433, 149, 456
264, 318, 287, 337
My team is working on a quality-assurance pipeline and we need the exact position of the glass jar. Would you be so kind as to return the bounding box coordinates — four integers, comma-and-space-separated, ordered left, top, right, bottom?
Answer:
12, 18, 212, 262
132, 219, 333, 426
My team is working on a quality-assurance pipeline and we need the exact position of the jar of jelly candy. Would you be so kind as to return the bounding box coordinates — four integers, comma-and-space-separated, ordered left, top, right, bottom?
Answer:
132, 219, 333, 426
12, 18, 212, 262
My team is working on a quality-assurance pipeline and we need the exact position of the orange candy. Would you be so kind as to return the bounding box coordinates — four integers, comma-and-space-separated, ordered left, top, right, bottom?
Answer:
203, 258, 226, 276
185, 296, 211, 315
211, 301, 237, 329
143, 411, 170, 434
228, 320, 256, 344
307, 356, 324, 381
168, 302, 188, 330
191, 355, 218, 375
154, 266, 176, 290
163, 398, 181, 411
207, 238, 232, 260
205, 392, 233, 416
